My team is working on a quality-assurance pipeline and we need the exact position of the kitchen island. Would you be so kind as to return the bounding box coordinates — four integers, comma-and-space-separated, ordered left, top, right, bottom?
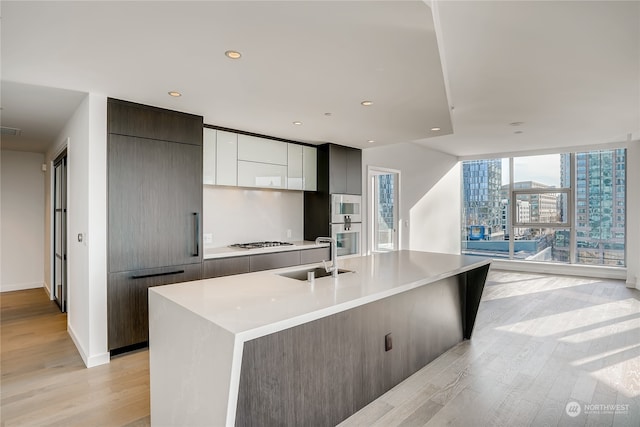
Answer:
148, 250, 490, 426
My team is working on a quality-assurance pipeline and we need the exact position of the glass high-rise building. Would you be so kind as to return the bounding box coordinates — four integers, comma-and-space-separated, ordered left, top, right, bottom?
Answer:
561, 149, 626, 266
462, 159, 502, 239
377, 174, 395, 230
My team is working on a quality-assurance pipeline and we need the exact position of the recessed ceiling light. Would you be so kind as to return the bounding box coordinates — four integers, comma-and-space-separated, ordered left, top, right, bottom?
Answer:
509, 121, 524, 126
367, 140, 375, 144
225, 50, 242, 59
514, 130, 523, 134
430, 127, 441, 132
324, 112, 332, 117
361, 100, 373, 106
293, 121, 302, 125
168, 91, 182, 97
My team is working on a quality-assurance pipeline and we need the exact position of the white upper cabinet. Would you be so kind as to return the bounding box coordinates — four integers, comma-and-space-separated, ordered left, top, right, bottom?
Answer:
287, 144, 303, 190
238, 134, 287, 165
203, 127, 316, 191
216, 130, 237, 186
303, 146, 317, 191
203, 128, 217, 185
238, 161, 287, 189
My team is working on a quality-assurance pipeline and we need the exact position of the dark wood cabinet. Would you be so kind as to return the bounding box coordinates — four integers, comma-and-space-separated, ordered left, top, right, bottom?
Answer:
203, 256, 250, 279
329, 144, 349, 194
249, 251, 301, 272
108, 264, 202, 351
108, 134, 202, 272
300, 247, 330, 264
201, 247, 330, 280
304, 143, 361, 241
107, 98, 203, 351
108, 99, 202, 146
236, 274, 466, 426
345, 146, 362, 195
328, 144, 362, 195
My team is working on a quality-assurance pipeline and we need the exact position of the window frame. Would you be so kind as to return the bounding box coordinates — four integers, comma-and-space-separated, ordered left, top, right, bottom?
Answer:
461, 149, 626, 267
511, 188, 572, 229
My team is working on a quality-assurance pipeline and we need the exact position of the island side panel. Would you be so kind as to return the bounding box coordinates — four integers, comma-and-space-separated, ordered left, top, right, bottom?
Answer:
149, 290, 237, 426
459, 262, 490, 339
235, 274, 464, 427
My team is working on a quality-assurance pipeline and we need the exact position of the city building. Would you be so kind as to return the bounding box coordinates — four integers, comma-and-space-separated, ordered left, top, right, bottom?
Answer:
561, 150, 626, 266
462, 159, 503, 240
375, 173, 395, 248
501, 199, 531, 240
500, 181, 559, 223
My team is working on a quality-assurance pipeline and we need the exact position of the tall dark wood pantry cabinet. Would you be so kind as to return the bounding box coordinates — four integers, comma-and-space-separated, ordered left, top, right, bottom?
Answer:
107, 99, 203, 352
304, 143, 362, 241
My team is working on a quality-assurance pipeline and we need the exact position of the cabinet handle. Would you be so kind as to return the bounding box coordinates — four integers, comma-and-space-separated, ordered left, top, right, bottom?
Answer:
193, 212, 200, 257
131, 270, 185, 279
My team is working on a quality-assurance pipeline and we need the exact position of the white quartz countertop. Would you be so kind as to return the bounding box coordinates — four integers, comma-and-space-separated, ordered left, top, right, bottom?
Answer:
203, 240, 328, 259
151, 250, 491, 342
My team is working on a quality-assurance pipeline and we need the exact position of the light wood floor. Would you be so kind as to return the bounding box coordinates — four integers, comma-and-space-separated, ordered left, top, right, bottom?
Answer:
341, 271, 640, 427
0, 288, 150, 427
1, 271, 639, 426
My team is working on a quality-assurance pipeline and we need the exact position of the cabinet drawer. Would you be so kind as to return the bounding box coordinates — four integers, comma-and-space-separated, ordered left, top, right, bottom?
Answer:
107, 264, 202, 351
203, 256, 250, 279
300, 247, 330, 264
250, 251, 301, 272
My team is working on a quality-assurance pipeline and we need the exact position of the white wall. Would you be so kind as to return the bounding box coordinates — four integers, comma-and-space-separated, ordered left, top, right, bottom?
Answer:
47, 93, 109, 368
0, 150, 46, 292
362, 143, 460, 255
625, 141, 640, 289
203, 186, 303, 247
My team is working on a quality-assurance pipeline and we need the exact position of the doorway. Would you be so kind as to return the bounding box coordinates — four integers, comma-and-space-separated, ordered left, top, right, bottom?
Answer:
368, 167, 400, 253
53, 150, 67, 312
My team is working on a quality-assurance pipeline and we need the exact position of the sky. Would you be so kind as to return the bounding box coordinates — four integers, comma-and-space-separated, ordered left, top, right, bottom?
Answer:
501, 154, 561, 187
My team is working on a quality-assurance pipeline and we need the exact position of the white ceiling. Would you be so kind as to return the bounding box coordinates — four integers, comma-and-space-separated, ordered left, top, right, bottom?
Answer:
0, 82, 86, 153
1, 1, 638, 157
421, 0, 640, 157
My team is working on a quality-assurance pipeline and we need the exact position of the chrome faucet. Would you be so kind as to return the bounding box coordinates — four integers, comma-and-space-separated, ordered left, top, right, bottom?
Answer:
315, 236, 338, 278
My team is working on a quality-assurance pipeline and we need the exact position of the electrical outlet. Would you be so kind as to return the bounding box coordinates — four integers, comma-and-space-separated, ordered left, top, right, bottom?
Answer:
286, 229, 292, 238
385, 333, 392, 351
204, 233, 213, 244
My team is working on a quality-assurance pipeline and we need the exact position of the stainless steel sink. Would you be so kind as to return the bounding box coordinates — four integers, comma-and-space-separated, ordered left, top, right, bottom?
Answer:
279, 267, 352, 281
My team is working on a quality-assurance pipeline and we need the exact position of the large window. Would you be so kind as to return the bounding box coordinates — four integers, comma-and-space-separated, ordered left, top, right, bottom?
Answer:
461, 158, 508, 258
461, 149, 626, 267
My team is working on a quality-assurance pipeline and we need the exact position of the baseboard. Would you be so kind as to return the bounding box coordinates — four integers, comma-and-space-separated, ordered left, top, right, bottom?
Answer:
491, 260, 627, 281
0, 281, 45, 293
67, 323, 110, 368
43, 281, 52, 299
